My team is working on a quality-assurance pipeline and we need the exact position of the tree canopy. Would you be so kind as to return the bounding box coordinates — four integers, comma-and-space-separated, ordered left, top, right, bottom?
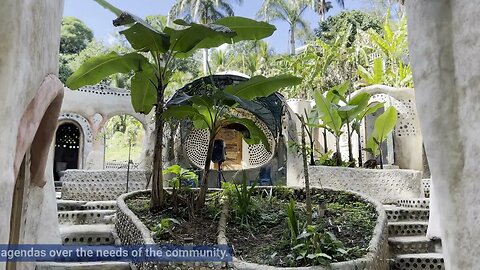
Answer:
60, 17, 94, 54
315, 10, 382, 45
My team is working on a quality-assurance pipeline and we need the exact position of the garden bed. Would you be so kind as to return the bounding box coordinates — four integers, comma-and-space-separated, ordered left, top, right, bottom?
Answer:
125, 190, 222, 245
116, 187, 388, 270
225, 187, 383, 268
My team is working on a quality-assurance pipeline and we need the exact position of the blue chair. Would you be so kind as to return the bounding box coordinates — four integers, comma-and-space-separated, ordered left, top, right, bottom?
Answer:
249, 166, 273, 186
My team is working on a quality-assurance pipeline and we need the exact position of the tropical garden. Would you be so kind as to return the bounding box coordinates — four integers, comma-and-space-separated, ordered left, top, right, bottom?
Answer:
62, 0, 411, 267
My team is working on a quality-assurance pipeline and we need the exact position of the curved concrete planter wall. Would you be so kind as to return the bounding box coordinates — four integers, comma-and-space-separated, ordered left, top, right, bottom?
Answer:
307, 166, 422, 203
117, 188, 388, 270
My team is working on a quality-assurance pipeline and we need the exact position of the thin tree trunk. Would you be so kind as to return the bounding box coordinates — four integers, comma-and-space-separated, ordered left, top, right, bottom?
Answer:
196, 135, 215, 209
310, 139, 315, 165
379, 143, 384, 169
289, 26, 295, 55
301, 119, 312, 226
357, 130, 363, 167
203, 48, 209, 75
346, 122, 354, 165
151, 90, 165, 210
323, 129, 328, 154
335, 136, 342, 166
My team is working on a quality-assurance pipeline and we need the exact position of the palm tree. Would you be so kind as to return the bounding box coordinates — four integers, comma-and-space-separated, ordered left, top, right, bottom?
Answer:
315, 0, 333, 21
169, 0, 243, 73
257, 0, 310, 55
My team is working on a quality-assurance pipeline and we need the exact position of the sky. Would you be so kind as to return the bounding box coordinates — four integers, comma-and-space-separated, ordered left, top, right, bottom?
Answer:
63, 0, 367, 54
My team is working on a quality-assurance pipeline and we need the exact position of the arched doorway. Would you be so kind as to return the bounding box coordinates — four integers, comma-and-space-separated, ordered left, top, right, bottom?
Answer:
53, 122, 81, 181
103, 115, 145, 169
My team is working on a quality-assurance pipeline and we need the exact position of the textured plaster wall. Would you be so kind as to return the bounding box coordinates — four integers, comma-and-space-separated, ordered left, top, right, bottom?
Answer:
307, 166, 422, 203
0, 1, 64, 269
407, 1, 480, 268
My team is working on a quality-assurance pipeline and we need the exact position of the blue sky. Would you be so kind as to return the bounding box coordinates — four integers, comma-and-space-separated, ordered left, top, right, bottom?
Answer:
63, 0, 367, 54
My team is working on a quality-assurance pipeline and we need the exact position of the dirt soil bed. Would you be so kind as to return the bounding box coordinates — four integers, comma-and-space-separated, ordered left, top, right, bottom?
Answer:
226, 189, 378, 267
126, 191, 222, 245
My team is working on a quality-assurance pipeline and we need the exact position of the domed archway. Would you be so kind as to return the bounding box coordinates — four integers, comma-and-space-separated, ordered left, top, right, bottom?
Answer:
53, 122, 81, 181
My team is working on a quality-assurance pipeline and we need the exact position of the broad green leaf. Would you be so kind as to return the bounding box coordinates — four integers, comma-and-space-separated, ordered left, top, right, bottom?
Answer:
93, 0, 122, 16
347, 92, 371, 119
163, 105, 204, 123
130, 70, 157, 114
120, 23, 170, 53
222, 117, 270, 150
372, 106, 398, 143
66, 52, 151, 89
366, 137, 379, 157
223, 75, 302, 100
165, 22, 235, 53
357, 102, 384, 121
314, 92, 342, 136
163, 165, 182, 175
326, 82, 350, 104
213, 17, 276, 42
373, 58, 384, 84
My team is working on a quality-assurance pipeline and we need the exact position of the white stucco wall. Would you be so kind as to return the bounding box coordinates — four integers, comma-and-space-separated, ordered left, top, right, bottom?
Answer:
0, 1, 64, 269
407, 1, 480, 268
58, 85, 152, 170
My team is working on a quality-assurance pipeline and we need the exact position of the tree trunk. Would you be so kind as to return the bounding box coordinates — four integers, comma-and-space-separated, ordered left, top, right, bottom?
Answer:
335, 136, 342, 166
203, 48, 209, 75
150, 93, 165, 210
346, 122, 354, 165
357, 130, 363, 167
301, 120, 312, 226
310, 139, 315, 165
323, 129, 328, 153
289, 27, 295, 55
379, 142, 384, 169
196, 136, 215, 209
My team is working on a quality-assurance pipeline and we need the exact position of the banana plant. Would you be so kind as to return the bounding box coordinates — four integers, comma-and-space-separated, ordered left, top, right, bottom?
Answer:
350, 101, 384, 167
163, 75, 301, 208
66, 0, 277, 210
364, 106, 398, 169
313, 82, 350, 166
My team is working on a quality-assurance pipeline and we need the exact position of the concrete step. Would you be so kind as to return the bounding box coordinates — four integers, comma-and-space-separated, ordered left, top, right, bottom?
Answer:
57, 200, 116, 211
388, 221, 428, 237
391, 253, 444, 270
389, 236, 436, 255
36, 261, 130, 270
60, 224, 115, 245
384, 205, 429, 222
58, 210, 116, 225
396, 198, 430, 209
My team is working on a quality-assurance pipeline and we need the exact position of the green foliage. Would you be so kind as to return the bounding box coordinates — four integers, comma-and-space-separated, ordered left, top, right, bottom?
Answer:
223, 75, 302, 100
163, 165, 199, 188
365, 106, 398, 158
60, 17, 94, 54
286, 198, 300, 245
169, 0, 242, 24
257, 0, 311, 54
291, 226, 349, 265
232, 173, 257, 225
357, 12, 412, 87
103, 115, 144, 162
66, 52, 152, 89
316, 10, 382, 45
163, 74, 301, 151
151, 218, 181, 238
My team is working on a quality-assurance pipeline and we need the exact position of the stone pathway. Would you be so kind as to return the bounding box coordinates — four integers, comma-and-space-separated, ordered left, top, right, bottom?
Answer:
387, 179, 445, 270
45, 190, 131, 269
